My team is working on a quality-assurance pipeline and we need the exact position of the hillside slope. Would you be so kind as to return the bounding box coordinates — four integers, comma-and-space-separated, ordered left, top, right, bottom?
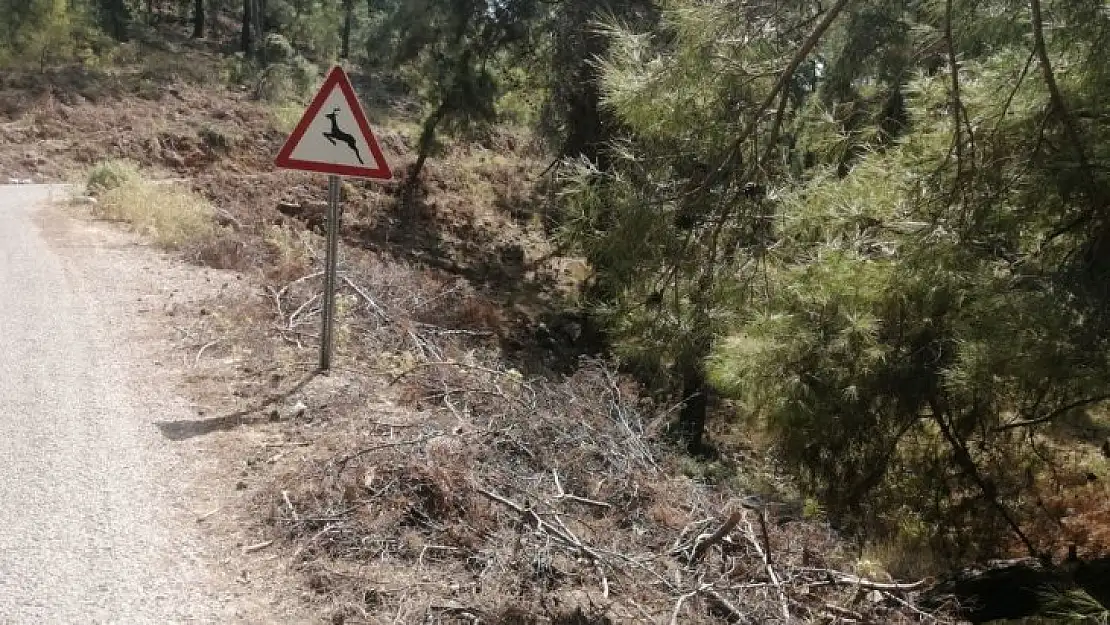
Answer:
0, 28, 1044, 625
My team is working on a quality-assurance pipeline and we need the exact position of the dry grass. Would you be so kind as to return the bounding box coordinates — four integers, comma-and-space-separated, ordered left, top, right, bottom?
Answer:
269, 102, 306, 133
92, 174, 216, 249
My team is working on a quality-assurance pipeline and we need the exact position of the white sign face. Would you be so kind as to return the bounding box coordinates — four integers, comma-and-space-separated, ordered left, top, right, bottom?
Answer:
275, 66, 392, 180
288, 90, 368, 167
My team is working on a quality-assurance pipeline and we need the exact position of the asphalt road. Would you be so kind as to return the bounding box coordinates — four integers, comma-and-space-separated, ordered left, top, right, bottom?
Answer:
0, 186, 265, 624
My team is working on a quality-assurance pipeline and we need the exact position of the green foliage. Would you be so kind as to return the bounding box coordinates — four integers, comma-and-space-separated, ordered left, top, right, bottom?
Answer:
369, 0, 548, 177
222, 35, 320, 104
95, 174, 216, 249
568, 0, 1110, 561
560, 0, 839, 449
540, 0, 657, 162
86, 159, 140, 195
0, 0, 109, 67
1042, 589, 1110, 624
263, 1, 344, 61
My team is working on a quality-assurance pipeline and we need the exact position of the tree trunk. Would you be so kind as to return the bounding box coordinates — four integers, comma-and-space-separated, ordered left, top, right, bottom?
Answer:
107, 0, 129, 41
402, 102, 448, 214
341, 0, 354, 59
676, 276, 715, 454
679, 366, 708, 454
409, 102, 447, 187
193, 0, 205, 38
240, 0, 253, 54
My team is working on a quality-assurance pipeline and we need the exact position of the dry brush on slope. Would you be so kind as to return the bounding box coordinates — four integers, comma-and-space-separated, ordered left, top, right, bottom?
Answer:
208, 254, 958, 625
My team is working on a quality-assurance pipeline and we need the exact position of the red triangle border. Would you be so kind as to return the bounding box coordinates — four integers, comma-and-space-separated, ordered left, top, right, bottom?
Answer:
274, 66, 393, 180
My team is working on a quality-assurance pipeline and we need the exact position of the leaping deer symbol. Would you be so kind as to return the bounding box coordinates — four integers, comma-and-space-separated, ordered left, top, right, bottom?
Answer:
323, 108, 364, 164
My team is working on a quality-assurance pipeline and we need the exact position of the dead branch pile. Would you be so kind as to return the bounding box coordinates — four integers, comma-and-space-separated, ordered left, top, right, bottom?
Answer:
258, 260, 957, 624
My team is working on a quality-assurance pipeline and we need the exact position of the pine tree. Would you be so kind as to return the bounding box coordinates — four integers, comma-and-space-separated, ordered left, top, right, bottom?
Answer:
561, 0, 851, 452
707, 0, 1110, 557
570, 0, 1110, 559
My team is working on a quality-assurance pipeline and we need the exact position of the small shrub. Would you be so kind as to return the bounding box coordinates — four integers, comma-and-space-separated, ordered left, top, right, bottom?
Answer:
198, 125, 235, 152
803, 497, 825, 520
255, 57, 318, 103
1042, 589, 1110, 624
263, 224, 313, 281
861, 530, 943, 581
221, 53, 255, 86
223, 36, 319, 104
189, 230, 253, 271
86, 159, 140, 195
140, 51, 218, 85
260, 33, 296, 66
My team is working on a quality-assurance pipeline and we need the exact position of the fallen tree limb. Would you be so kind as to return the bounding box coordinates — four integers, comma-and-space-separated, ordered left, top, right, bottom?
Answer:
821, 602, 880, 624
827, 572, 931, 592
340, 275, 391, 322
276, 271, 325, 301
388, 360, 523, 386
475, 485, 605, 563
669, 588, 700, 625
552, 469, 611, 509
282, 490, 300, 522
691, 509, 742, 564
242, 539, 274, 553
701, 587, 752, 624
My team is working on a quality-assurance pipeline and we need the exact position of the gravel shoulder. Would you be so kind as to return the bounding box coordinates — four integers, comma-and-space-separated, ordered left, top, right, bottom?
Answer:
0, 185, 308, 624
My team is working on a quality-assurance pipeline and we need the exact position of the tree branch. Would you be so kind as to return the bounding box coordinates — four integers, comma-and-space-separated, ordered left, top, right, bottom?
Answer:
708, 0, 853, 187
1030, 0, 1106, 245
945, 0, 963, 181
995, 393, 1110, 431
690, 509, 742, 563
931, 400, 1039, 558
1030, 0, 1089, 171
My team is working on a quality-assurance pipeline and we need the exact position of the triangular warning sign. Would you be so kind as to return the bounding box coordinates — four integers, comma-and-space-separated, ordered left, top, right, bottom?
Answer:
275, 66, 392, 180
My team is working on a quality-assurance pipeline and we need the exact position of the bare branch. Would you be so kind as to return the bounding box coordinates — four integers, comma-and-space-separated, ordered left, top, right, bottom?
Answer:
282, 490, 300, 522
670, 588, 700, 625
334, 433, 445, 470
690, 509, 742, 564
708, 0, 854, 188
701, 587, 752, 624
1030, 0, 1106, 244
340, 275, 391, 322
742, 515, 790, 622
995, 393, 1110, 431
824, 571, 931, 592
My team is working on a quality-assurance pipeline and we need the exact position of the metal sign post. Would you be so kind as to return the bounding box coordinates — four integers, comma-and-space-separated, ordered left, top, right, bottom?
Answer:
320, 175, 341, 371
274, 66, 393, 372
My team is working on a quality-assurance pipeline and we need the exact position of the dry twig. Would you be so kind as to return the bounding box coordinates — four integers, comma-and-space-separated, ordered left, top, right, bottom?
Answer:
282, 490, 300, 522
243, 540, 274, 553
742, 515, 790, 622
341, 275, 391, 322
334, 432, 445, 470
552, 469, 611, 509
